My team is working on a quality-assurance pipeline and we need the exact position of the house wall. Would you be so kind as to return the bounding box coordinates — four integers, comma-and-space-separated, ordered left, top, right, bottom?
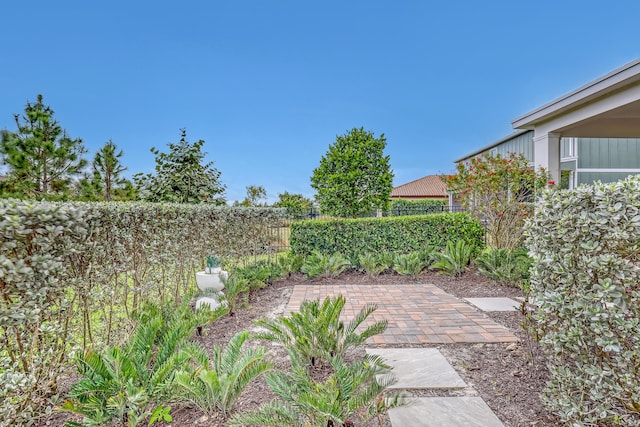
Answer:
486, 131, 534, 162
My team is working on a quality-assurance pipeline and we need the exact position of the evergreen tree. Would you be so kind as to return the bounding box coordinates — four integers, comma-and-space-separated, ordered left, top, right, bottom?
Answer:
311, 127, 393, 218
134, 129, 226, 204
93, 140, 127, 201
0, 94, 87, 198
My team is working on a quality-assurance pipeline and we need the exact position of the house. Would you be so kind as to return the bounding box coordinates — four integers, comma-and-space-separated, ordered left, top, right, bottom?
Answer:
390, 175, 447, 199
455, 58, 640, 188
454, 130, 640, 189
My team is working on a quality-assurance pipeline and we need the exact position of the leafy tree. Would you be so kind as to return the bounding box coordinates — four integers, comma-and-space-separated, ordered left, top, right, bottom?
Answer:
311, 127, 393, 218
0, 94, 87, 197
443, 152, 549, 249
273, 191, 313, 215
134, 129, 226, 204
94, 139, 127, 201
236, 185, 267, 206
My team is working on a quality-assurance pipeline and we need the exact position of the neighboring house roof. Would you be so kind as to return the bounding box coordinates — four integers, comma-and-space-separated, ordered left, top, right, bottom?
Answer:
391, 175, 447, 198
454, 129, 531, 163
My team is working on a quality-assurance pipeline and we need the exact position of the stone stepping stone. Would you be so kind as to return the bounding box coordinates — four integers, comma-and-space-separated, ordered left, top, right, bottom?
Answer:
366, 348, 466, 389
464, 297, 519, 312
388, 397, 504, 426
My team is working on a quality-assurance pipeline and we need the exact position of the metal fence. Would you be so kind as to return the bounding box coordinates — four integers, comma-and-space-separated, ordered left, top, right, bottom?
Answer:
285, 205, 465, 221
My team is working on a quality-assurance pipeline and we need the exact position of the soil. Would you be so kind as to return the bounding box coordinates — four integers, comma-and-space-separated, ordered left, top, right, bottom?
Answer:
41, 268, 559, 427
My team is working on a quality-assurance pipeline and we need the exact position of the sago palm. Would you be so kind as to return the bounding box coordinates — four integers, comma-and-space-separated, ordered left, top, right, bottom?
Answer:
229, 351, 401, 427
253, 295, 387, 367
174, 330, 272, 417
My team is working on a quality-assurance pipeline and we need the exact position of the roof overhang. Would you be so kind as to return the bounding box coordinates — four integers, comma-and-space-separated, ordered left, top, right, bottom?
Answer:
512, 58, 640, 137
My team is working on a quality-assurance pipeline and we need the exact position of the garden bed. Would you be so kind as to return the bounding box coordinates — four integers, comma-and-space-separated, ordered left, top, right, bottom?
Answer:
42, 268, 558, 427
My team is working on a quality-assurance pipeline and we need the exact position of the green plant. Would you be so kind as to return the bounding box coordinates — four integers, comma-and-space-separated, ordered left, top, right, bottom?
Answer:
206, 255, 221, 271
235, 259, 284, 292
524, 175, 640, 425
220, 275, 250, 316
476, 247, 531, 285
300, 251, 351, 279
431, 240, 474, 276
60, 302, 203, 427
444, 152, 549, 249
229, 352, 402, 427
358, 253, 387, 278
310, 127, 394, 218
290, 213, 484, 263
174, 331, 272, 418
392, 252, 426, 278
254, 295, 387, 367
277, 251, 304, 276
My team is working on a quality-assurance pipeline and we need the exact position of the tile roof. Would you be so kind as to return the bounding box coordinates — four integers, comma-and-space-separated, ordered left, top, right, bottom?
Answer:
391, 175, 447, 198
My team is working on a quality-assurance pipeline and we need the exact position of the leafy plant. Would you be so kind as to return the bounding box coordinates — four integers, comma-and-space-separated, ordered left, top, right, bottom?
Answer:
431, 240, 474, 276
174, 331, 272, 418
300, 251, 351, 279
206, 255, 221, 271
235, 260, 284, 292
220, 275, 250, 316
254, 295, 387, 367
229, 352, 402, 427
476, 247, 531, 285
60, 302, 203, 427
393, 252, 427, 278
358, 253, 387, 278
277, 251, 304, 276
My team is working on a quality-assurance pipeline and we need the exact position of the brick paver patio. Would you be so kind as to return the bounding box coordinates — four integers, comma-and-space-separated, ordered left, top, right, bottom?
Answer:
286, 283, 518, 345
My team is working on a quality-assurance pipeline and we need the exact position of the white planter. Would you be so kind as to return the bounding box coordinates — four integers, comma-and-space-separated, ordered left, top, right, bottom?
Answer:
195, 270, 228, 291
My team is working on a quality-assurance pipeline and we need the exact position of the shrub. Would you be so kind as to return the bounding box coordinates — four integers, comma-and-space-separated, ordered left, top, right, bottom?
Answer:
393, 252, 426, 278
388, 198, 447, 216
358, 253, 388, 278
431, 240, 474, 276
175, 331, 272, 418
524, 175, 640, 425
229, 352, 402, 427
253, 295, 387, 367
300, 251, 351, 279
476, 247, 531, 286
291, 213, 483, 264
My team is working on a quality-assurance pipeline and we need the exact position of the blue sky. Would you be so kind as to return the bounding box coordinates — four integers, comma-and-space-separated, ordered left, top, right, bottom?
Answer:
2, 1, 640, 203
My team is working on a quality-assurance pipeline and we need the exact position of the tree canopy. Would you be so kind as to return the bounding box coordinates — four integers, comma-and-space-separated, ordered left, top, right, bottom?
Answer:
310, 127, 393, 218
134, 129, 226, 204
0, 94, 87, 198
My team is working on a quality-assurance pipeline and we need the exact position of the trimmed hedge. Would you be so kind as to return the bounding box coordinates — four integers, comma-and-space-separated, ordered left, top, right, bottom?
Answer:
388, 198, 447, 216
290, 213, 483, 263
525, 175, 640, 425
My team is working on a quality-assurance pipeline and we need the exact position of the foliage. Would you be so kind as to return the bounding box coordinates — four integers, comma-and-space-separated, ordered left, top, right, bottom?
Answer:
443, 152, 549, 249
220, 275, 250, 316
175, 331, 272, 418
0, 94, 87, 198
475, 247, 531, 286
388, 198, 447, 216
133, 129, 226, 204
0, 199, 91, 426
254, 295, 387, 367
431, 240, 474, 276
276, 251, 304, 276
61, 301, 205, 427
358, 253, 388, 278
235, 259, 285, 292
291, 213, 484, 265
310, 127, 394, 218
0, 200, 286, 422
229, 352, 401, 427
92, 140, 128, 201
273, 191, 313, 218
300, 251, 351, 279
393, 252, 426, 278
524, 175, 640, 426
235, 185, 267, 207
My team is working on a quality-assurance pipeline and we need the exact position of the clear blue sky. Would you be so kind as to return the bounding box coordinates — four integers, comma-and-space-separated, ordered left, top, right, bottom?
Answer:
2, 1, 640, 203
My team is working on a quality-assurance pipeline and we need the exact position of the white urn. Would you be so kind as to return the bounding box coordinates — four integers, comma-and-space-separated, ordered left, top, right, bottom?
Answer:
195, 268, 228, 292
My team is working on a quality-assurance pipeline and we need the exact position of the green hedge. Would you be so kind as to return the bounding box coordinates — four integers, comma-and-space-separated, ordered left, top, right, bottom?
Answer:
0, 200, 286, 425
290, 213, 483, 263
525, 175, 640, 425
388, 198, 447, 216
